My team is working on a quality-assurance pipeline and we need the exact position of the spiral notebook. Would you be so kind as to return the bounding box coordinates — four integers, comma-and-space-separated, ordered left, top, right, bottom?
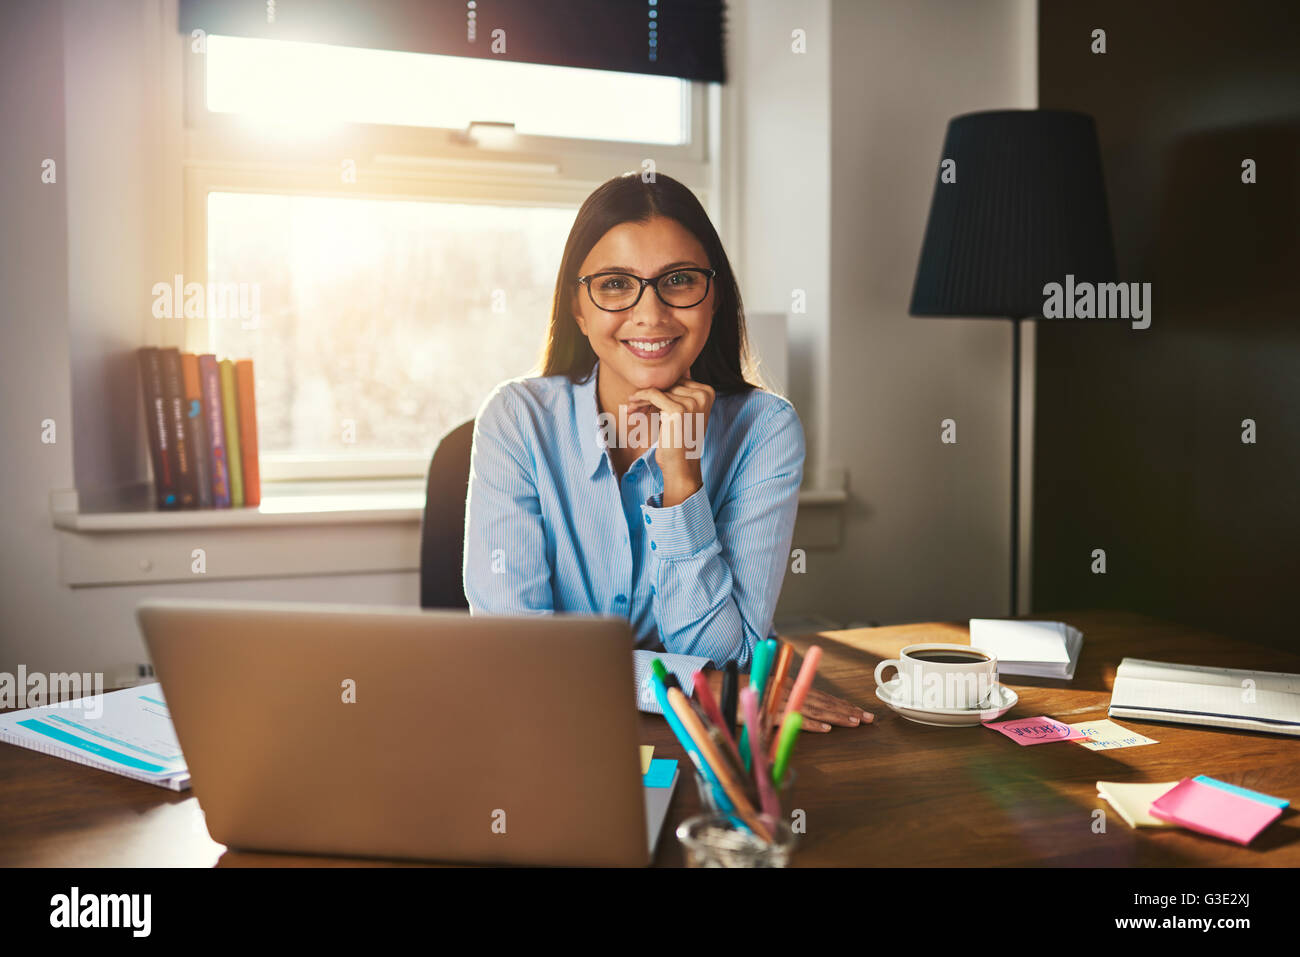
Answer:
0, 684, 190, 790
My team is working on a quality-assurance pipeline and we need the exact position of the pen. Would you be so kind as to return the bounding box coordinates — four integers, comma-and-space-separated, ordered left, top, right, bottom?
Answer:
771, 712, 803, 788
722, 661, 738, 734
707, 725, 750, 789
741, 687, 781, 821
668, 688, 773, 843
693, 671, 742, 767
739, 639, 774, 771
757, 638, 779, 705
685, 696, 746, 785
770, 645, 822, 762
762, 642, 794, 737
650, 664, 738, 816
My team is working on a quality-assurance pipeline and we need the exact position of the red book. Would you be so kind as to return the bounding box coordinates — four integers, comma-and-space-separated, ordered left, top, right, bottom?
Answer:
159, 348, 198, 508
136, 347, 178, 509
235, 359, 261, 507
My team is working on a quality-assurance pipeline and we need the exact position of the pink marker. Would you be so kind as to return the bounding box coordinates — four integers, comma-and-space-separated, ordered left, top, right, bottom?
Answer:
742, 687, 781, 821
770, 645, 823, 762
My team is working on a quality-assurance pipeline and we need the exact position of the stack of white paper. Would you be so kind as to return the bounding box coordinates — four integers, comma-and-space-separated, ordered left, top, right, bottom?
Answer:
0, 683, 190, 790
969, 619, 1084, 679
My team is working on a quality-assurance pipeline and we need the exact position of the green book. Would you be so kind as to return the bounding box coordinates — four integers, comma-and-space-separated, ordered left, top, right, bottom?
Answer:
220, 359, 244, 507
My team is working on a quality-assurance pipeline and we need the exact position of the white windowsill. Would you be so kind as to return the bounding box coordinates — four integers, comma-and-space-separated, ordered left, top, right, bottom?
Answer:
50, 481, 847, 587
50, 480, 428, 532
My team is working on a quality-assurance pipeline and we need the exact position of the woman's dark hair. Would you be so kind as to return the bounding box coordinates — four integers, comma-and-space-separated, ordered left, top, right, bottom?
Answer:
539, 171, 756, 394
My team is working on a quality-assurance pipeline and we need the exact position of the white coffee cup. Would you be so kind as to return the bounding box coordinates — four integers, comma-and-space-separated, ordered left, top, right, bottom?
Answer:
874, 643, 999, 710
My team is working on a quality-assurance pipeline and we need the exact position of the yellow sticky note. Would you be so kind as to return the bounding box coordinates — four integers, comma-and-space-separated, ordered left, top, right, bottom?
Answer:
1097, 781, 1180, 828
639, 745, 654, 775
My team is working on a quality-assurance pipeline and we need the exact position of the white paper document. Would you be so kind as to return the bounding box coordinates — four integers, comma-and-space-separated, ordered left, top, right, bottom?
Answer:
969, 619, 1084, 679
1108, 658, 1300, 737
0, 683, 190, 790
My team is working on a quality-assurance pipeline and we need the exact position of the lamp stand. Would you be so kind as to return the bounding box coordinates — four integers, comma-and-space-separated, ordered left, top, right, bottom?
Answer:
1009, 315, 1023, 618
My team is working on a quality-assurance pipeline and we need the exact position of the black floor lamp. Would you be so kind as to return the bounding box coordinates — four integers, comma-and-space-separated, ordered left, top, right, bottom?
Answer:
909, 110, 1117, 616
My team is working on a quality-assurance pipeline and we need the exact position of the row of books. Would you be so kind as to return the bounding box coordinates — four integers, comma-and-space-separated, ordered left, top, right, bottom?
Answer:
137, 347, 260, 509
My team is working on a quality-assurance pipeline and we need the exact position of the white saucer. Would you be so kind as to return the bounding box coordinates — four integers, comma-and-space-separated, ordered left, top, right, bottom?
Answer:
874, 678, 1018, 726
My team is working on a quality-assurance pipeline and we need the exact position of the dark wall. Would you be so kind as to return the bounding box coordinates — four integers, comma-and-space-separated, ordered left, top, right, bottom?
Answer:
1033, 0, 1299, 648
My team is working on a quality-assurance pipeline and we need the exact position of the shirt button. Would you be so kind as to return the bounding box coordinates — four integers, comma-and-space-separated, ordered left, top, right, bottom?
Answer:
650, 541, 657, 550
615, 594, 627, 604
645, 515, 652, 525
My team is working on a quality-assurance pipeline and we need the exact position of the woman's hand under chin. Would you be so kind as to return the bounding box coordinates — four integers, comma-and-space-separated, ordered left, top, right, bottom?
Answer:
628, 376, 715, 507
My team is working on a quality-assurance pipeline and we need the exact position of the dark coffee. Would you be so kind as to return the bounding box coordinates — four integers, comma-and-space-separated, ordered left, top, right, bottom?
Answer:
909, 650, 988, 664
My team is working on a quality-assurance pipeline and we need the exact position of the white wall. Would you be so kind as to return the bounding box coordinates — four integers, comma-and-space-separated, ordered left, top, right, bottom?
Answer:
0, 0, 419, 685
738, 0, 1038, 626
725, 0, 834, 484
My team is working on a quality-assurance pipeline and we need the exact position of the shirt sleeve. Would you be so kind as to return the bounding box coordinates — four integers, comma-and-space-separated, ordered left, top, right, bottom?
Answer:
641, 399, 805, 670
462, 384, 555, 615
632, 650, 712, 714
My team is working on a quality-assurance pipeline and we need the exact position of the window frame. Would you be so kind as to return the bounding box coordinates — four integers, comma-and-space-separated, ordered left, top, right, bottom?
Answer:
180, 36, 717, 482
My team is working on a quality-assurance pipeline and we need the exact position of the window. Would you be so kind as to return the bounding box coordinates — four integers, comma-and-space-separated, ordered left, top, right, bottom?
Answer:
182, 35, 714, 480
206, 192, 574, 458
205, 34, 689, 144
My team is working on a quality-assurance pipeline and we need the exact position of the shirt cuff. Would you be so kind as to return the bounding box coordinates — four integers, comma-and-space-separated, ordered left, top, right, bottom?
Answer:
640, 486, 717, 560
633, 650, 711, 714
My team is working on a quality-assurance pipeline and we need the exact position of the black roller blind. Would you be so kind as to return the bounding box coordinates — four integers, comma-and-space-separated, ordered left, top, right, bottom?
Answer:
180, 0, 727, 83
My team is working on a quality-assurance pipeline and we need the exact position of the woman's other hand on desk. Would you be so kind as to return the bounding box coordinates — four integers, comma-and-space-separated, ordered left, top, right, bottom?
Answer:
704, 668, 874, 732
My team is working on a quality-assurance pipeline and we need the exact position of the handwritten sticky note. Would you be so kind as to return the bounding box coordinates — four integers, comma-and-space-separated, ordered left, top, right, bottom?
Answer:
1097, 781, 1181, 828
643, 758, 677, 789
1193, 775, 1289, 809
984, 715, 1088, 745
639, 745, 655, 775
1149, 778, 1282, 845
1069, 718, 1158, 751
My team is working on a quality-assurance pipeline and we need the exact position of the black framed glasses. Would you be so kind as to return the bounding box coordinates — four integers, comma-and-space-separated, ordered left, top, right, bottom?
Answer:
576, 267, 717, 312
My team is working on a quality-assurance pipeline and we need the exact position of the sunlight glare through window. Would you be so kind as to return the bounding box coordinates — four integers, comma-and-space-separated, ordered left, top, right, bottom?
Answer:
205, 34, 688, 144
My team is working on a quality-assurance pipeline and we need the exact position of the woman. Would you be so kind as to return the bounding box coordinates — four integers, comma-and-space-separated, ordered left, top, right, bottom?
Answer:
464, 172, 869, 732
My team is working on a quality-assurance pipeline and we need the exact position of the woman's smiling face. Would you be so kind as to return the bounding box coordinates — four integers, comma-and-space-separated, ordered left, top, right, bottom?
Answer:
572, 216, 715, 397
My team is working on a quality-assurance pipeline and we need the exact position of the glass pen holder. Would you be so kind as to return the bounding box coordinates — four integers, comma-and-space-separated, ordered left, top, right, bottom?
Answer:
680, 767, 799, 867
677, 810, 799, 868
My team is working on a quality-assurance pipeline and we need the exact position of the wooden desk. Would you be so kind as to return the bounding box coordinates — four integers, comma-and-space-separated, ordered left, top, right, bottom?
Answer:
2, 610, 1297, 867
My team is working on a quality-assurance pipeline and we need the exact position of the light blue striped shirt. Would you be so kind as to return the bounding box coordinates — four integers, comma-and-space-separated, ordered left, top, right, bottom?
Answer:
462, 362, 804, 711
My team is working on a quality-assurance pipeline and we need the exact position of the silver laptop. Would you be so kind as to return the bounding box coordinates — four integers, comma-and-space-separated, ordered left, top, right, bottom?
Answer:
137, 598, 678, 866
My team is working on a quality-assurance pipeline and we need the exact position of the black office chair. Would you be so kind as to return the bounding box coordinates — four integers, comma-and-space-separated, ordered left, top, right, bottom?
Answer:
418, 419, 475, 609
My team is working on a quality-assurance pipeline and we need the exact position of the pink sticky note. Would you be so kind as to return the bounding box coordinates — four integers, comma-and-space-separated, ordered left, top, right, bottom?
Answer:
983, 715, 1088, 745
1149, 778, 1283, 845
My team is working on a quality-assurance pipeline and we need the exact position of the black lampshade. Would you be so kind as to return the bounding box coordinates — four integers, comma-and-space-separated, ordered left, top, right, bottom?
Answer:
910, 110, 1117, 319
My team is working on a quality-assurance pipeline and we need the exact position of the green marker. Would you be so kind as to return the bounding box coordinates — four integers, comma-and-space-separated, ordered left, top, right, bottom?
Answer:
772, 712, 804, 787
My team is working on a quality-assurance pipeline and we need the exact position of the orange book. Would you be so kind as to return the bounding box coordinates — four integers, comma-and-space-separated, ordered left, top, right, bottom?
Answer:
234, 359, 261, 506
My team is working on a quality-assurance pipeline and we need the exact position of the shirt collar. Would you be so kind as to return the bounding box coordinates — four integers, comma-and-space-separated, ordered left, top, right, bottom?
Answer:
575, 362, 608, 478
574, 360, 661, 480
